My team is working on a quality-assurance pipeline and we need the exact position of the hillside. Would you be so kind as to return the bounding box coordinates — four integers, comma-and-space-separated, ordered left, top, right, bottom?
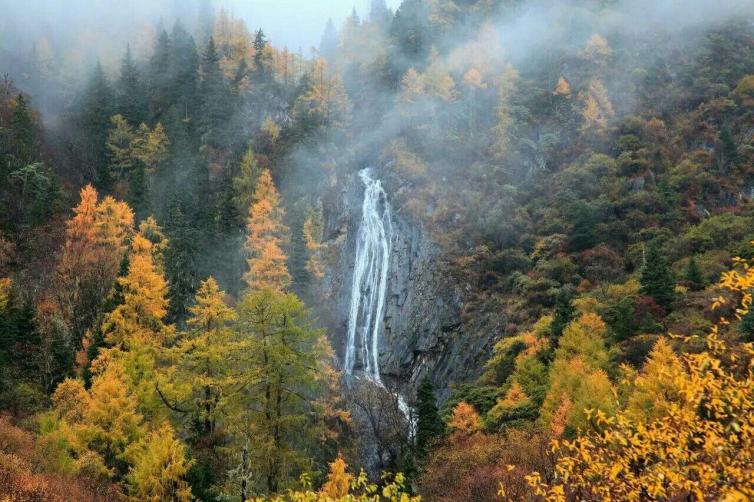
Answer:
1, 0, 754, 500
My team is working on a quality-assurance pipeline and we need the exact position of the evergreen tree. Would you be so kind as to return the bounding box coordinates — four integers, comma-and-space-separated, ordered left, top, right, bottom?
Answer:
165, 197, 199, 323
370, 0, 392, 30
169, 21, 199, 122
10, 93, 34, 165
550, 285, 575, 348
199, 36, 232, 153
415, 376, 444, 456
252, 29, 273, 84
640, 241, 675, 311
685, 256, 705, 291
388, 0, 431, 82
148, 28, 172, 122
319, 19, 338, 62
79, 62, 115, 189
116, 45, 147, 125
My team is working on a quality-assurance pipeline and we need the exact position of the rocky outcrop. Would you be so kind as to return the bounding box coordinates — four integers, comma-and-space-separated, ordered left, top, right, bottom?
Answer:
319, 167, 504, 402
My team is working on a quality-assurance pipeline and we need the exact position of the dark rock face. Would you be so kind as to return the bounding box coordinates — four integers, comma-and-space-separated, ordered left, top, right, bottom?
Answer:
319, 168, 503, 403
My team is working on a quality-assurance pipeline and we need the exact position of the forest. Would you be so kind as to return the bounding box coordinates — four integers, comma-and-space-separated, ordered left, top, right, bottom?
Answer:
1, 0, 754, 500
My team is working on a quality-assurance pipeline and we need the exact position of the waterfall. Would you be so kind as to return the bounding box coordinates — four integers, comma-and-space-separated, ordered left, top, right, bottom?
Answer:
344, 168, 392, 383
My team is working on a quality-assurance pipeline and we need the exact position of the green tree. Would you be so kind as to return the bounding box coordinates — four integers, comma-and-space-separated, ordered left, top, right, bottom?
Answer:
550, 285, 575, 348
230, 287, 330, 494
10, 93, 34, 165
685, 256, 705, 291
165, 197, 199, 323
415, 376, 444, 456
79, 62, 115, 189
640, 241, 675, 311
116, 45, 147, 125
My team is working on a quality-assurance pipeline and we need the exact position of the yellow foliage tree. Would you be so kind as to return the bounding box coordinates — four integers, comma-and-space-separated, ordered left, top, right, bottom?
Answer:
124, 423, 194, 502
580, 79, 614, 135
243, 169, 291, 292
526, 257, 754, 501
319, 454, 353, 499
539, 313, 616, 433
303, 202, 325, 280
624, 337, 686, 422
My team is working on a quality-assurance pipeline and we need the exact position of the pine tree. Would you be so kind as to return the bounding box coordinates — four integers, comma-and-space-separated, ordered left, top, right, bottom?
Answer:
10, 93, 34, 165
416, 376, 444, 456
80, 62, 115, 189
252, 29, 273, 84
199, 36, 232, 153
242, 169, 291, 292
685, 256, 705, 291
148, 28, 172, 122
232, 288, 330, 494
55, 185, 134, 362
640, 241, 675, 311
550, 285, 575, 349
116, 45, 146, 125
169, 21, 200, 122
319, 19, 338, 62
370, 0, 392, 30
165, 197, 199, 323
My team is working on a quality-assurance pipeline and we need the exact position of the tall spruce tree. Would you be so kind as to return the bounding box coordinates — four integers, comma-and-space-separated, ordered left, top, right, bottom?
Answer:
640, 241, 675, 311
319, 19, 338, 62
79, 62, 115, 189
551, 285, 576, 349
148, 28, 172, 122
685, 256, 705, 292
116, 45, 146, 125
415, 376, 444, 456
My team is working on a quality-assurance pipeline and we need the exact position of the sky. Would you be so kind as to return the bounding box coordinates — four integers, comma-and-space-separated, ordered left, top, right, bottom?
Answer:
219, 0, 403, 50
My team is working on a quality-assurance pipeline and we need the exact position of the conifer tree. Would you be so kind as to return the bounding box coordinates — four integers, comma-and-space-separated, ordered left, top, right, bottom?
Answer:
232, 288, 330, 493
165, 197, 199, 322
148, 28, 172, 122
55, 185, 134, 360
199, 36, 232, 153
640, 241, 675, 311
125, 423, 194, 501
243, 169, 291, 292
415, 376, 444, 456
232, 145, 260, 216
165, 277, 236, 436
539, 313, 615, 433
10, 93, 34, 165
116, 45, 146, 125
550, 285, 575, 349
625, 337, 684, 422
80, 62, 115, 189
169, 21, 199, 121
319, 19, 338, 62
685, 255, 705, 291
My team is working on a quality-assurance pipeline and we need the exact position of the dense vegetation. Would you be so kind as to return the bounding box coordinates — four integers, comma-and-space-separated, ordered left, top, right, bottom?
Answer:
1, 0, 754, 499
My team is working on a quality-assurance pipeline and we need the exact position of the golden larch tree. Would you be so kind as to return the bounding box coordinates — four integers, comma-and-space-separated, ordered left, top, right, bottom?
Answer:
242, 169, 291, 292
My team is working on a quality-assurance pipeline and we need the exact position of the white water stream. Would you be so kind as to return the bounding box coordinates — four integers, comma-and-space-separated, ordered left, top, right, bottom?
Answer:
344, 168, 393, 382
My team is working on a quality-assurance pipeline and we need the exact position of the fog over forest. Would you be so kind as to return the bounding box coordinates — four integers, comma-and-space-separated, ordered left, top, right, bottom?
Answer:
1, 0, 754, 500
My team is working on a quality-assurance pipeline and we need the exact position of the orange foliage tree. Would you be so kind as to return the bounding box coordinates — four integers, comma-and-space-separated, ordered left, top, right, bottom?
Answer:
242, 169, 291, 292
51, 185, 134, 374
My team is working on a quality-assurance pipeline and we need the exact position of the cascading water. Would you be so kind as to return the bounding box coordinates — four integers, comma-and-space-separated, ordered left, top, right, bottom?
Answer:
344, 168, 392, 383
